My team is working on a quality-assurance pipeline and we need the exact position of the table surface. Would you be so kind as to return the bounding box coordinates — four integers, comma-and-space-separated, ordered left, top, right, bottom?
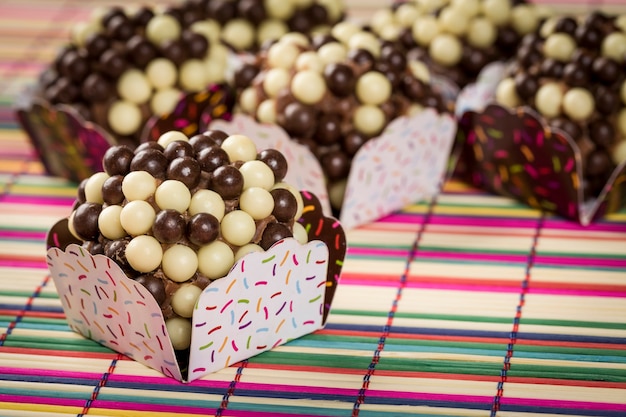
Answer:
1, 1, 625, 416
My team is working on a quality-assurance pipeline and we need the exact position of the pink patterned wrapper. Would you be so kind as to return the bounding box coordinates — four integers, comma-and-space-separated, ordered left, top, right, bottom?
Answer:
46, 193, 346, 382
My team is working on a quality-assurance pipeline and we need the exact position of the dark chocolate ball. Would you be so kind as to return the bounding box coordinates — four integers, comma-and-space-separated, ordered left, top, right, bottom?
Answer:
48, 77, 80, 103
402, 75, 427, 101
202, 129, 229, 145
381, 44, 407, 72
571, 48, 595, 71
260, 222, 293, 250
73, 202, 102, 240
135, 274, 166, 306
495, 27, 520, 54
238, 0, 267, 24
594, 86, 620, 115
563, 62, 589, 87
257, 149, 288, 181
270, 188, 298, 223
153, 209, 186, 244
126, 35, 158, 68
314, 113, 342, 145
207, 0, 237, 24
589, 119, 615, 148
309, 3, 329, 25
540, 58, 565, 79
187, 212, 220, 245
554, 16, 578, 35
82, 73, 112, 103
320, 150, 350, 181
211, 165, 243, 199
60, 50, 90, 83
77, 179, 87, 204
102, 175, 125, 205
189, 134, 218, 154
347, 49, 375, 70
550, 117, 582, 140
161, 39, 188, 66
198, 146, 229, 173
100, 49, 128, 78
516, 44, 542, 68
324, 63, 356, 97
103, 145, 134, 176
576, 25, 602, 49
288, 9, 313, 33
167, 156, 201, 188
164, 140, 195, 161
131, 6, 155, 27
234, 63, 260, 89
104, 238, 131, 269
514, 72, 539, 99
342, 130, 368, 156
130, 148, 169, 179
585, 148, 613, 176
107, 15, 135, 41
101, 6, 125, 27
280, 102, 318, 138
182, 30, 209, 58
592, 57, 621, 84
85, 33, 111, 59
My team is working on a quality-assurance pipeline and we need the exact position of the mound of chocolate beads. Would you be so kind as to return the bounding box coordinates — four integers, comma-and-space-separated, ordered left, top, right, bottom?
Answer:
495, 11, 626, 200
369, 0, 549, 87
36, 0, 345, 147
232, 24, 451, 209
67, 129, 309, 351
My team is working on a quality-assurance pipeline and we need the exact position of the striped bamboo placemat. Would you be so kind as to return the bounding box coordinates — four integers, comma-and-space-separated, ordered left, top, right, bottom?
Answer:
1, 1, 626, 416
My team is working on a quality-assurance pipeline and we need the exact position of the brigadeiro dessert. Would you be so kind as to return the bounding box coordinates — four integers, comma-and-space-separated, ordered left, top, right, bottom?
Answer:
231, 23, 453, 210
494, 11, 626, 201
66, 129, 313, 356
30, 0, 345, 148
368, 0, 551, 88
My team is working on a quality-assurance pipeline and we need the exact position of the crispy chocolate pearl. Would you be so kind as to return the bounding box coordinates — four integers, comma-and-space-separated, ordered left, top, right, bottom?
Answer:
135, 274, 166, 306
73, 202, 102, 240
324, 63, 356, 97
132, 6, 155, 27
161, 39, 188, 66
514, 72, 539, 99
551, 117, 582, 140
153, 209, 186, 244
586, 148, 613, 176
103, 145, 134, 176
85, 33, 110, 59
260, 222, 293, 250
107, 15, 135, 41
517, 44, 542, 68
575, 24, 602, 49
314, 113, 342, 145
342, 130, 367, 156
167, 156, 201, 188
102, 175, 125, 205
563, 62, 589, 87
126, 35, 158, 68
182, 31, 209, 58
189, 134, 218, 154
211, 165, 243, 199
589, 119, 615, 148
257, 149, 288, 182
164, 140, 195, 161
130, 148, 168, 179
104, 238, 131, 269
234, 63, 260, 89
270, 188, 297, 222
202, 129, 229, 146
101, 6, 125, 27
81, 73, 112, 103
207, 0, 236, 24
198, 147, 229, 173
572, 49, 594, 70
289, 9, 313, 33
594, 86, 619, 114
280, 101, 318, 138
187, 212, 220, 245
100, 49, 128, 78
592, 57, 621, 84
60, 50, 89, 83
309, 3, 329, 25
496, 27, 520, 55
540, 58, 565, 79
320, 150, 350, 181
238, 0, 266, 24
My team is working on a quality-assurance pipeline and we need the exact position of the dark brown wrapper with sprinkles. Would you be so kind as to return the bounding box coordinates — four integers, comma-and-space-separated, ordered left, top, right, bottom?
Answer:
455, 103, 626, 225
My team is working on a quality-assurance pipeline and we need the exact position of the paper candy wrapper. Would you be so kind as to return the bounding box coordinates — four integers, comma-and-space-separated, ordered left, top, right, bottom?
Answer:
15, 84, 234, 183
456, 103, 626, 225
46, 192, 346, 382
205, 112, 457, 230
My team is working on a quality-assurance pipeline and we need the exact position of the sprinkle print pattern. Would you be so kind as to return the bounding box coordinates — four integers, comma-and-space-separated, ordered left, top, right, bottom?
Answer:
189, 238, 329, 381
15, 99, 112, 182
341, 109, 456, 230
46, 244, 181, 381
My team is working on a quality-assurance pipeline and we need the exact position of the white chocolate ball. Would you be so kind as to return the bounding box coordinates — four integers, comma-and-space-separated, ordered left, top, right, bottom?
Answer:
602, 32, 626, 62
257, 99, 278, 123
295, 51, 324, 73
98, 205, 126, 240
120, 200, 156, 236
495, 77, 521, 108
543, 33, 576, 62
165, 317, 192, 350
239, 187, 275, 219
126, 235, 163, 273
198, 240, 235, 279
317, 42, 348, 65
481, 0, 511, 26
107, 100, 142, 136
179, 59, 207, 92
356, 71, 392, 106
613, 138, 626, 165
292, 222, 308, 244
84, 172, 109, 204
221, 134, 257, 162
535, 83, 563, 118
291, 70, 327, 105
189, 189, 225, 220
239, 160, 275, 190
151, 88, 182, 115
162, 244, 198, 283
257, 19, 289, 46
221, 18, 255, 50
412, 15, 440, 47
220, 210, 256, 246
348, 31, 381, 58
562, 88, 595, 121
171, 284, 202, 317
438, 7, 469, 36
429, 34, 463, 67
190, 19, 221, 43
155, 180, 191, 212
353, 105, 386, 136
235, 243, 264, 261
146, 14, 181, 44
467, 17, 497, 48
263, 67, 290, 98
265, 0, 295, 20
331, 21, 360, 44
617, 108, 626, 137
122, 170, 157, 201
117, 69, 152, 104
510, 4, 539, 35
157, 131, 189, 148
267, 41, 301, 69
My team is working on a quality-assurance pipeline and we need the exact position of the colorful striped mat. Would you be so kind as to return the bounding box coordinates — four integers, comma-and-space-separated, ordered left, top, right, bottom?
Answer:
1, 1, 626, 416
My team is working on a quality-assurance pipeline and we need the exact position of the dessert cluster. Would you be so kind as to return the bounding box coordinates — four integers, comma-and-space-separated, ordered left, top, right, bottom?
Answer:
36, 0, 345, 146
232, 23, 451, 209
369, 0, 549, 87
495, 11, 626, 199
68, 130, 308, 351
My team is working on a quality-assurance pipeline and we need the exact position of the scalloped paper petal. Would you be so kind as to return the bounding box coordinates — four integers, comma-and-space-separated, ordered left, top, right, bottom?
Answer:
209, 114, 331, 214
188, 238, 328, 381
457, 104, 592, 222
15, 99, 113, 182
340, 109, 456, 230
46, 244, 182, 381
140, 83, 235, 143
